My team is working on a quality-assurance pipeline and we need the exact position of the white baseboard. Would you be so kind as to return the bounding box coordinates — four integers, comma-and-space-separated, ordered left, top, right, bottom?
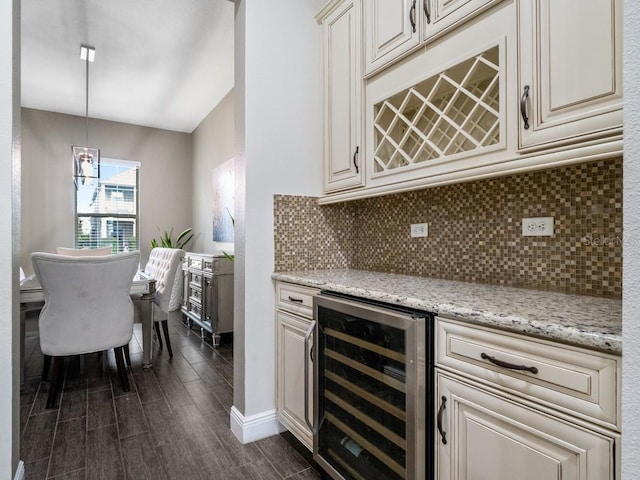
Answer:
229, 406, 286, 444
14, 461, 24, 480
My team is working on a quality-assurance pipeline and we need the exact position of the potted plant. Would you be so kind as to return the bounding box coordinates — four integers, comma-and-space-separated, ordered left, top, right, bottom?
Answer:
150, 227, 193, 249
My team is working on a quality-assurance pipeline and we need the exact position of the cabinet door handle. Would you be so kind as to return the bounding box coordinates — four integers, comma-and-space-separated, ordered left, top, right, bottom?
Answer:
288, 296, 304, 303
437, 395, 447, 445
410, 0, 417, 33
423, 0, 431, 24
353, 146, 359, 174
480, 352, 539, 374
304, 320, 316, 433
520, 85, 530, 130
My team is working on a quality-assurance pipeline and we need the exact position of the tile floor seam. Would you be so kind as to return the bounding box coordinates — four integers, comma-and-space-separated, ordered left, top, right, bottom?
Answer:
43, 361, 68, 479
108, 382, 128, 479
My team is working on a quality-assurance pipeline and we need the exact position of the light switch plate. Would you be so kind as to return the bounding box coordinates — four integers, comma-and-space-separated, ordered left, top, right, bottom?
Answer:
522, 217, 554, 237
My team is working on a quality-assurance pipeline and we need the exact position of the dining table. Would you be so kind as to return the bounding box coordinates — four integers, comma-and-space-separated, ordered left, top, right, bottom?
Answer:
19, 270, 157, 383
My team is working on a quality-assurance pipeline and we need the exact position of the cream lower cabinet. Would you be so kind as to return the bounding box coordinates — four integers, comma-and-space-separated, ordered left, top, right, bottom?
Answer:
517, 0, 622, 150
275, 282, 319, 450
435, 371, 617, 480
434, 316, 620, 480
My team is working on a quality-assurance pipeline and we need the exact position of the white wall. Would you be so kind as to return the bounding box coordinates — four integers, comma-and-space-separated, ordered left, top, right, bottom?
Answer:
191, 88, 235, 254
21, 108, 193, 269
0, 0, 20, 477
233, 0, 324, 432
623, 0, 640, 476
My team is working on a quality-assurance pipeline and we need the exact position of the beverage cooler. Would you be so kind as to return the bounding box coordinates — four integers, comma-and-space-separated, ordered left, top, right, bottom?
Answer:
312, 293, 435, 480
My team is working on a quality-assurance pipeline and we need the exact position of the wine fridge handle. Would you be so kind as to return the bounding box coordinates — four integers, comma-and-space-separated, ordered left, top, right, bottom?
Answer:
304, 320, 317, 433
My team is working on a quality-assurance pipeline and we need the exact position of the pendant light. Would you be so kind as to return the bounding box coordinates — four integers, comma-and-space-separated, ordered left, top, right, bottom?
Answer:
72, 44, 100, 187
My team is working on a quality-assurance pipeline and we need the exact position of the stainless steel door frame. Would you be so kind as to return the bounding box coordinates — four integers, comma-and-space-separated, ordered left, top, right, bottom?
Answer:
312, 293, 430, 480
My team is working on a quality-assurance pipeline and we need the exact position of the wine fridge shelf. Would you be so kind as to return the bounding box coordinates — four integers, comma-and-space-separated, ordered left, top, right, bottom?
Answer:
324, 390, 406, 449
324, 371, 406, 421
327, 413, 406, 478
325, 348, 406, 392
325, 328, 406, 363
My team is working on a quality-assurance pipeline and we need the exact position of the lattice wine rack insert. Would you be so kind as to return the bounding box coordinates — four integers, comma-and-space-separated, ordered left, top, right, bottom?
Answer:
373, 45, 501, 174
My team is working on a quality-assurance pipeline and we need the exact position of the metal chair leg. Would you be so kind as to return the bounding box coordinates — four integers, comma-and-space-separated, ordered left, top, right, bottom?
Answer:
46, 356, 64, 409
41, 354, 52, 381
114, 347, 130, 392
161, 320, 173, 357
153, 321, 163, 349
123, 344, 131, 367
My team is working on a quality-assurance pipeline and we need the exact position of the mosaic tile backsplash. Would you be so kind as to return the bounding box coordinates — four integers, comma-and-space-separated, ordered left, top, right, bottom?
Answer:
273, 158, 622, 298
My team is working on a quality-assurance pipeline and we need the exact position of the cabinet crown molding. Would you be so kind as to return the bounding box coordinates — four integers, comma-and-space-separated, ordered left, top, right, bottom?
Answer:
315, 0, 347, 24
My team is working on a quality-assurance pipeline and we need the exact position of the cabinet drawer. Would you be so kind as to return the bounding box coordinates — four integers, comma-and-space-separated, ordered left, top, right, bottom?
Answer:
189, 286, 202, 304
276, 282, 320, 319
435, 317, 620, 431
188, 301, 202, 319
203, 258, 215, 273
189, 257, 203, 270
190, 272, 202, 285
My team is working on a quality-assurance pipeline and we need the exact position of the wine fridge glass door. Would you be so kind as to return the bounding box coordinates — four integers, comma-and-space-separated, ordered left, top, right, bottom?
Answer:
313, 294, 430, 480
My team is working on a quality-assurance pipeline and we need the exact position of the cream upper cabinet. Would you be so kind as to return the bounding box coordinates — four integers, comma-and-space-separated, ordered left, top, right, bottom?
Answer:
318, 0, 365, 193
364, 0, 421, 76
365, 1, 515, 189
436, 371, 618, 480
317, 0, 623, 204
517, 0, 622, 150
422, 0, 500, 42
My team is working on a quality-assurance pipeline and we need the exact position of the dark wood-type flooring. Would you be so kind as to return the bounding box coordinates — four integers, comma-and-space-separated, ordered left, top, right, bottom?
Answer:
20, 311, 321, 480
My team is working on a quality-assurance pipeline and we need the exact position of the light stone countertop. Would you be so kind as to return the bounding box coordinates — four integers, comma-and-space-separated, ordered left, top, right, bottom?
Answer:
272, 269, 622, 354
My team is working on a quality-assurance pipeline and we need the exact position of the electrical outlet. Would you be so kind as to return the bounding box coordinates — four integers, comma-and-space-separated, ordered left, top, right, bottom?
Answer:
410, 223, 428, 238
522, 217, 554, 237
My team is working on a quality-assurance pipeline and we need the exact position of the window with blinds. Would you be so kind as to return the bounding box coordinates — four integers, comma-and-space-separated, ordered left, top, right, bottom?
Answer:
75, 158, 140, 253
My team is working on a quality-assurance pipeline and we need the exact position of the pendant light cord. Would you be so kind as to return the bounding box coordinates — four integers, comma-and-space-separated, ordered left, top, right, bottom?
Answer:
85, 52, 89, 148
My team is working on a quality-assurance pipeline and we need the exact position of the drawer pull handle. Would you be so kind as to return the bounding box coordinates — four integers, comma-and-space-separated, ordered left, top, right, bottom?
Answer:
288, 296, 304, 303
437, 395, 447, 445
481, 352, 538, 374
409, 0, 417, 33
520, 85, 530, 130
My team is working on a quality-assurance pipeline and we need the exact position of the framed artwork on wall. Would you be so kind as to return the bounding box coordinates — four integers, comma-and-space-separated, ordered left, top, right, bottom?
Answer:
212, 158, 235, 246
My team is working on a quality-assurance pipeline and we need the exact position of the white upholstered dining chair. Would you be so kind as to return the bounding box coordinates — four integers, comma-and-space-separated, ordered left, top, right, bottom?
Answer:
142, 248, 185, 357
56, 246, 113, 256
31, 251, 140, 408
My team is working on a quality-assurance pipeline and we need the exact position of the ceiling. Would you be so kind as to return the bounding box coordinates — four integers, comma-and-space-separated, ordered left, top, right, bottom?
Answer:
21, 0, 235, 133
